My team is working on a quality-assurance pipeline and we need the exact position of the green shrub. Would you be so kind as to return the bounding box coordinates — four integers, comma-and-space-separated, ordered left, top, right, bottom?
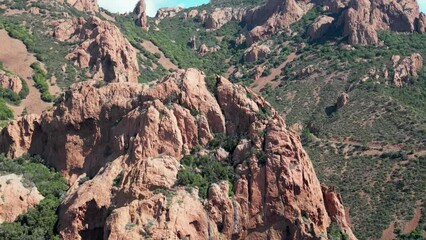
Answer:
177, 153, 235, 199
0, 99, 13, 120
30, 62, 55, 102
0, 154, 68, 239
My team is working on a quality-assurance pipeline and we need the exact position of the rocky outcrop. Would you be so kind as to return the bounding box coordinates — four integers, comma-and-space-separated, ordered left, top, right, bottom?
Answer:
308, 15, 335, 40
336, 92, 349, 109
202, 7, 246, 30
53, 17, 140, 83
244, 44, 271, 62
198, 44, 220, 56
418, 13, 426, 34
392, 53, 423, 87
189, 35, 197, 50
155, 7, 184, 20
341, 0, 421, 45
133, 0, 148, 30
253, 65, 265, 80
322, 186, 357, 240
0, 70, 22, 94
66, 0, 99, 13
318, 0, 350, 13
244, 0, 312, 44
0, 174, 44, 223
183, 9, 199, 20
0, 69, 355, 239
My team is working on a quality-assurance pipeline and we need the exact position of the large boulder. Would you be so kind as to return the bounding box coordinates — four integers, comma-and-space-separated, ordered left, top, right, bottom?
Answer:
0, 174, 44, 223
0, 70, 22, 94
244, 44, 271, 62
308, 15, 335, 40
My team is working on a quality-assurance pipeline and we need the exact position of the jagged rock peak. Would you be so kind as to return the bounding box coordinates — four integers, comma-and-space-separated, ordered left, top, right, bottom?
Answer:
133, 0, 149, 30
53, 16, 140, 83
66, 0, 99, 13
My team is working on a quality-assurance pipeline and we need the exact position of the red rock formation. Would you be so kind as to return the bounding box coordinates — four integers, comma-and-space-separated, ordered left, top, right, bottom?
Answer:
341, 0, 421, 45
418, 13, 426, 34
0, 174, 44, 223
202, 7, 247, 30
322, 186, 357, 240
66, 0, 98, 13
0, 70, 22, 94
244, 0, 312, 44
133, 0, 148, 30
0, 69, 355, 239
53, 17, 140, 83
308, 15, 335, 40
244, 44, 271, 62
155, 7, 184, 20
392, 53, 423, 87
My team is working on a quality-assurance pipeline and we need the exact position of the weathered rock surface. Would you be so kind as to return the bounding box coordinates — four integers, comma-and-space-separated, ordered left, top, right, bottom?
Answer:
54, 17, 140, 83
0, 174, 44, 223
322, 185, 357, 240
244, 0, 312, 44
202, 7, 246, 30
308, 15, 335, 40
66, 0, 99, 13
198, 44, 220, 56
183, 9, 199, 19
0, 68, 355, 239
155, 7, 183, 20
0, 70, 22, 94
341, 0, 421, 45
336, 92, 349, 109
133, 0, 148, 30
392, 53, 423, 87
244, 44, 271, 62
417, 13, 426, 34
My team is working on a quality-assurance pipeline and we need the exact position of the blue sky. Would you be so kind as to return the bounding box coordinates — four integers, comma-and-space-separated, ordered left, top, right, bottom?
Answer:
99, 0, 425, 16
420, 0, 426, 13
98, 0, 209, 16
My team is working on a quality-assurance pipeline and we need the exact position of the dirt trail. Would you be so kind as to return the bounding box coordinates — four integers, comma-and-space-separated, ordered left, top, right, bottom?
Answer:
0, 29, 51, 116
141, 40, 179, 71
251, 52, 298, 93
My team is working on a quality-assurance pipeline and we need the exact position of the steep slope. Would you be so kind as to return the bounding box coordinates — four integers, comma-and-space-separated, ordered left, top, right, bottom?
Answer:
0, 69, 355, 239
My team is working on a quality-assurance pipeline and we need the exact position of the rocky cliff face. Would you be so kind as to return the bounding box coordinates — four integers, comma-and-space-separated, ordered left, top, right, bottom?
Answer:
0, 69, 355, 239
53, 17, 140, 83
241, 0, 425, 45
340, 0, 422, 45
201, 7, 247, 30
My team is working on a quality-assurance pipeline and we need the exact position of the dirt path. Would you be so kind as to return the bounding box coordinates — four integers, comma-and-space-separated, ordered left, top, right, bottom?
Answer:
251, 52, 298, 93
141, 40, 179, 71
0, 29, 51, 116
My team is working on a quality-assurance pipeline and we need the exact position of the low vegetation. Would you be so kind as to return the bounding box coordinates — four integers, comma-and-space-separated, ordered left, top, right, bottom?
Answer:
0, 154, 69, 239
30, 63, 55, 102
